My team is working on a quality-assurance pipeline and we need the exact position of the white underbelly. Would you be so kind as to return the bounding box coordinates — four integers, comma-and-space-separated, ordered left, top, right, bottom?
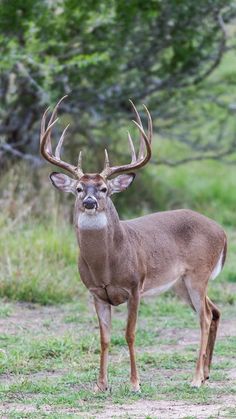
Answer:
141, 277, 179, 297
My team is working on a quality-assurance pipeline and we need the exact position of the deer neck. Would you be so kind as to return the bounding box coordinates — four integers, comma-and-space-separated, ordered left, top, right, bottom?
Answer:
74, 198, 124, 260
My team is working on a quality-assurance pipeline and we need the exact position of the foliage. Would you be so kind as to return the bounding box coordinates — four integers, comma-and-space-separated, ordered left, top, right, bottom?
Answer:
0, 221, 79, 304
0, 0, 235, 168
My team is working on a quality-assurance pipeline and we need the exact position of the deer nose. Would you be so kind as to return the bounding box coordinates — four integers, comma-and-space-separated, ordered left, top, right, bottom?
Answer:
83, 196, 98, 210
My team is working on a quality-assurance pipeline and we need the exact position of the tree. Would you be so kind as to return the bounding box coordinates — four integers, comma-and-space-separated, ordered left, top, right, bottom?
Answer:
0, 0, 235, 168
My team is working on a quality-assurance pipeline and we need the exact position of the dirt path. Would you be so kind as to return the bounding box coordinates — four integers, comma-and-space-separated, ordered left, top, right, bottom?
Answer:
96, 396, 236, 419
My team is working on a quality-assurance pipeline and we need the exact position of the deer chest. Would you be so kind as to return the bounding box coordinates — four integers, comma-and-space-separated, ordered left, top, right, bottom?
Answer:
89, 284, 130, 306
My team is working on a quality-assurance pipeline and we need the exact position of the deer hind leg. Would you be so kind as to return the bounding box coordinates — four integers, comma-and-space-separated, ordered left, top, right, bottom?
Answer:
94, 298, 111, 392
184, 277, 213, 388
173, 279, 196, 311
204, 297, 221, 380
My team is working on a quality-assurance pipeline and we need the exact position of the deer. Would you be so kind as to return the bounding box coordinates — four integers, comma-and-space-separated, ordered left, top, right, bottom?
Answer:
40, 96, 227, 392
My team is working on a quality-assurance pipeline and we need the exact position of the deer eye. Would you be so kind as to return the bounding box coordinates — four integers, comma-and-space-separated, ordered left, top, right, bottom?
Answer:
100, 187, 107, 193
77, 187, 83, 193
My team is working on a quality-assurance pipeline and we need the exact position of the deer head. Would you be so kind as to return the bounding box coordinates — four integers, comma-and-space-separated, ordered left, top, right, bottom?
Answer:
40, 96, 152, 215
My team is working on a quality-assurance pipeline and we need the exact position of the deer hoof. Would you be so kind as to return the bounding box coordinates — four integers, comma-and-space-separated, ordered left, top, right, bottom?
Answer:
94, 382, 108, 392
131, 382, 141, 392
204, 367, 210, 381
190, 377, 204, 388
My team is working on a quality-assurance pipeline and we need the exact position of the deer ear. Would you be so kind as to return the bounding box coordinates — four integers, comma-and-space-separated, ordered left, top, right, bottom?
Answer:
108, 173, 135, 195
49, 172, 77, 194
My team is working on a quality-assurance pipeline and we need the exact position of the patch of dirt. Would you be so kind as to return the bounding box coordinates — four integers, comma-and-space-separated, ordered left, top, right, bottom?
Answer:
2, 395, 234, 418
219, 318, 236, 337
0, 301, 94, 338
0, 369, 67, 385
96, 396, 236, 418
227, 369, 236, 380
0, 402, 91, 417
0, 303, 64, 336
155, 314, 236, 350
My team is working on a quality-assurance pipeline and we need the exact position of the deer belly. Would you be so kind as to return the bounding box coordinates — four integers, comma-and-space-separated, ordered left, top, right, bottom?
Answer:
141, 269, 185, 297
90, 285, 130, 306
141, 278, 178, 297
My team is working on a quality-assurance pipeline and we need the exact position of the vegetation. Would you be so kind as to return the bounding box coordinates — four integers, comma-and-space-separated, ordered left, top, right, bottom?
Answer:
0, 276, 235, 416
1, 0, 236, 170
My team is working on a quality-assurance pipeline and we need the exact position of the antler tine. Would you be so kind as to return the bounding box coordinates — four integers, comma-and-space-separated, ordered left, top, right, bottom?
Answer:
130, 99, 148, 160
48, 95, 68, 126
55, 124, 70, 159
100, 149, 110, 177
41, 107, 49, 138
143, 104, 153, 143
41, 117, 59, 152
40, 96, 82, 178
127, 131, 136, 163
129, 100, 143, 128
100, 101, 153, 179
104, 149, 110, 168
45, 95, 68, 155
77, 151, 84, 178
78, 150, 82, 167
129, 99, 145, 159
132, 120, 150, 147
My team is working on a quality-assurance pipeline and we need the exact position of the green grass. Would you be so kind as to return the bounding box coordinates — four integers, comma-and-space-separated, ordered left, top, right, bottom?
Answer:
0, 222, 80, 304
155, 160, 236, 227
0, 278, 235, 416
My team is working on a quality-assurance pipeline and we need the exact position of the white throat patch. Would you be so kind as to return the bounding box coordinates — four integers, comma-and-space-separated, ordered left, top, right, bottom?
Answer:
78, 211, 108, 230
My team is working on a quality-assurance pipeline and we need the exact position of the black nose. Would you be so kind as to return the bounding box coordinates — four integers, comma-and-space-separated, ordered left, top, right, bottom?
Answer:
83, 196, 97, 210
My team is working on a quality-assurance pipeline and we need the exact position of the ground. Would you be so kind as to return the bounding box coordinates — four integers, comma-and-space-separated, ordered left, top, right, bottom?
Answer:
0, 286, 236, 419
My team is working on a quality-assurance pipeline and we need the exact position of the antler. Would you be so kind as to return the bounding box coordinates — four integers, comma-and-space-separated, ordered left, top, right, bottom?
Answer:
40, 96, 84, 178
100, 100, 153, 179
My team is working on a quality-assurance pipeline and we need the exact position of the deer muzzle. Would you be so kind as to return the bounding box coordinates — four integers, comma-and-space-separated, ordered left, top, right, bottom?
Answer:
83, 196, 98, 210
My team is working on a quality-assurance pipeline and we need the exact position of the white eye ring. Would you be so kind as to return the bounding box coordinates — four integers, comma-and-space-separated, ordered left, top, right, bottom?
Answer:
100, 187, 107, 193
77, 187, 83, 193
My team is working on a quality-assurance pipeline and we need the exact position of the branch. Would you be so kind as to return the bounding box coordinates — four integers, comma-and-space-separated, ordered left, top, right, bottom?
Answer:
0, 143, 42, 166
16, 62, 49, 103
114, 137, 236, 168
178, 13, 227, 88
152, 147, 236, 167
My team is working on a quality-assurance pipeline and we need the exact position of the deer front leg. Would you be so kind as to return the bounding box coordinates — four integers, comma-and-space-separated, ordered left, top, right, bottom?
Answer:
94, 298, 111, 392
126, 293, 140, 392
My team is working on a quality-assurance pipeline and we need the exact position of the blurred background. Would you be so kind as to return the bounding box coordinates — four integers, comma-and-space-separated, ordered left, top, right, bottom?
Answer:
0, 0, 236, 304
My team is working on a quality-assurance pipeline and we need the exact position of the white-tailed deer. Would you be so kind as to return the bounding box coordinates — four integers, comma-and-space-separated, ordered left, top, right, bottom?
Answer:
40, 97, 227, 391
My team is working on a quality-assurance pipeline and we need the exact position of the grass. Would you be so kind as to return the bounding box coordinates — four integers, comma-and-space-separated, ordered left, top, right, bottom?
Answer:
0, 287, 234, 414
0, 222, 80, 304
0, 272, 235, 416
